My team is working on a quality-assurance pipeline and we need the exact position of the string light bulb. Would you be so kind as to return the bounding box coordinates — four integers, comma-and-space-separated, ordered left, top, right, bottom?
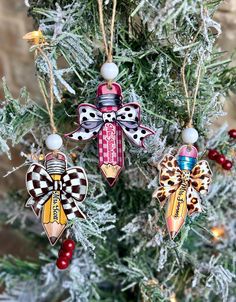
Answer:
170, 293, 177, 302
211, 225, 225, 241
23, 30, 45, 45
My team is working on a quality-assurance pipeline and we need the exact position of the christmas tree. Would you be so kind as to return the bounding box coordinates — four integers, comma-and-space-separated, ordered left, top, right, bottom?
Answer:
0, 0, 236, 301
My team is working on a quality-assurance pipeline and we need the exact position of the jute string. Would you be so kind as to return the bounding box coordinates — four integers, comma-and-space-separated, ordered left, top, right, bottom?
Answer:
181, 26, 203, 128
37, 46, 57, 133
97, 0, 117, 63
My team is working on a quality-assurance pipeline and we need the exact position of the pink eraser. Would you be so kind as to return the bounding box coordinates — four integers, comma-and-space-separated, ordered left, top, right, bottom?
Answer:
178, 145, 198, 158
96, 82, 122, 97
45, 152, 66, 162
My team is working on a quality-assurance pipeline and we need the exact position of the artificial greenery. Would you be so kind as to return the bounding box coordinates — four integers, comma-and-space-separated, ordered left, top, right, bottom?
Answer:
0, 1, 236, 301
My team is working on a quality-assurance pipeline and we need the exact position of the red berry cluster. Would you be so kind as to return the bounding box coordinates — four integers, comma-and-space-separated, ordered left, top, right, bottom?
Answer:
56, 239, 76, 270
208, 149, 233, 170
228, 129, 236, 139
207, 129, 236, 170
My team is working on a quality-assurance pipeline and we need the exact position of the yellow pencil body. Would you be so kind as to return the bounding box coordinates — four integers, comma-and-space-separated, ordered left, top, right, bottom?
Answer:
42, 174, 67, 245
165, 170, 189, 238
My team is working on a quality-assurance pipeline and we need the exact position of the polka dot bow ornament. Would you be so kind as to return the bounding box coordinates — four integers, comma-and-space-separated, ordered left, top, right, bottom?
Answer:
65, 83, 154, 186
65, 0, 154, 186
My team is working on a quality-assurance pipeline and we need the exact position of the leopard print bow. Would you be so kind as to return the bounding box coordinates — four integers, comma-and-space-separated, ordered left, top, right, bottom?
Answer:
152, 154, 212, 216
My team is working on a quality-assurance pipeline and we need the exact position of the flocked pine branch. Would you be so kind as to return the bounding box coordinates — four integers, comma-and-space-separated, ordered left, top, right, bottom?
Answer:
0, 0, 236, 301
29, 2, 94, 102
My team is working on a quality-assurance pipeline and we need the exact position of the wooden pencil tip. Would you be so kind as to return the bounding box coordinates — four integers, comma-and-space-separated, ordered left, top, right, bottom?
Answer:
49, 236, 58, 245
100, 164, 122, 186
107, 177, 116, 186
43, 222, 66, 246
170, 231, 177, 239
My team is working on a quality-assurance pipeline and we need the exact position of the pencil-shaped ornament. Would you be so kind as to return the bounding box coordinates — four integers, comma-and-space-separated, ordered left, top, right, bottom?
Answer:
65, 80, 154, 186
153, 128, 212, 239
42, 152, 67, 244
25, 134, 88, 245
96, 83, 123, 185
165, 146, 197, 238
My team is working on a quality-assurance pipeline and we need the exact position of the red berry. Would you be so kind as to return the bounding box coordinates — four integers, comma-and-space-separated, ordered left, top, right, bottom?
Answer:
58, 249, 73, 260
56, 256, 69, 270
228, 129, 236, 138
62, 239, 75, 252
222, 160, 233, 170
208, 149, 219, 160
216, 154, 226, 165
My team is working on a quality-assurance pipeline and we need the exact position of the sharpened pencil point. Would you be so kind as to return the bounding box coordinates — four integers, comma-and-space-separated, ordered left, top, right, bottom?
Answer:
49, 236, 57, 245
107, 177, 116, 186
170, 231, 177, 239
100, 164, 123, 187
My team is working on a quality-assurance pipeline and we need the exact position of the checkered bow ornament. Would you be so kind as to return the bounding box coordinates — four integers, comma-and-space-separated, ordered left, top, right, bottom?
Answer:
65, 82, 154, 186
26, 152, 88, 220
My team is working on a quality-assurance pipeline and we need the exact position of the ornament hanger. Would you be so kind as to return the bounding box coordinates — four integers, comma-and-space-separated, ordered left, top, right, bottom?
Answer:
180, 46, 203, 146
23, 31, 57, 136
65, 1, 154, 186
97, 0, 119, 86
24, 30, 89, 256
23, 30, 61, 150
37, 47, 57, 135
152, 31, 213, 238
181, 26, 203, 129
37, 46, 63, 150
97, 0, 117, 63
181, 56, 202, 129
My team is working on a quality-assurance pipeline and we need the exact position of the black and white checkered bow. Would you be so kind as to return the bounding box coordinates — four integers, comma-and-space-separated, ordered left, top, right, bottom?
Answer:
25, 164, 88, 220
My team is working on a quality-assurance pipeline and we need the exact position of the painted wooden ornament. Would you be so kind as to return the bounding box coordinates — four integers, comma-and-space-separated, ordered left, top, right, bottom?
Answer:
65, 82, 154, 186
25, 151, 88, 245
153, 145, 212, 239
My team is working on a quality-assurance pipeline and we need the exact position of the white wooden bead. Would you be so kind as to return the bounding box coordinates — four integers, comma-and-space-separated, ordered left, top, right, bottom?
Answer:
45, 134, 63, 150
181, 127, 199, 144
100, 62, 119, 81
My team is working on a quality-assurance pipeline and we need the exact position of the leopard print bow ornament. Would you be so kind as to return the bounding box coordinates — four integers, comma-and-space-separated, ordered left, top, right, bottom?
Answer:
153, 145, 212, 239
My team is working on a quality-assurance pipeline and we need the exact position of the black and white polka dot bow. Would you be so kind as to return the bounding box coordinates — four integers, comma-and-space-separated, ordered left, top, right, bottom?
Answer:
66, 103, 154, 146
25, 164, 88, 220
